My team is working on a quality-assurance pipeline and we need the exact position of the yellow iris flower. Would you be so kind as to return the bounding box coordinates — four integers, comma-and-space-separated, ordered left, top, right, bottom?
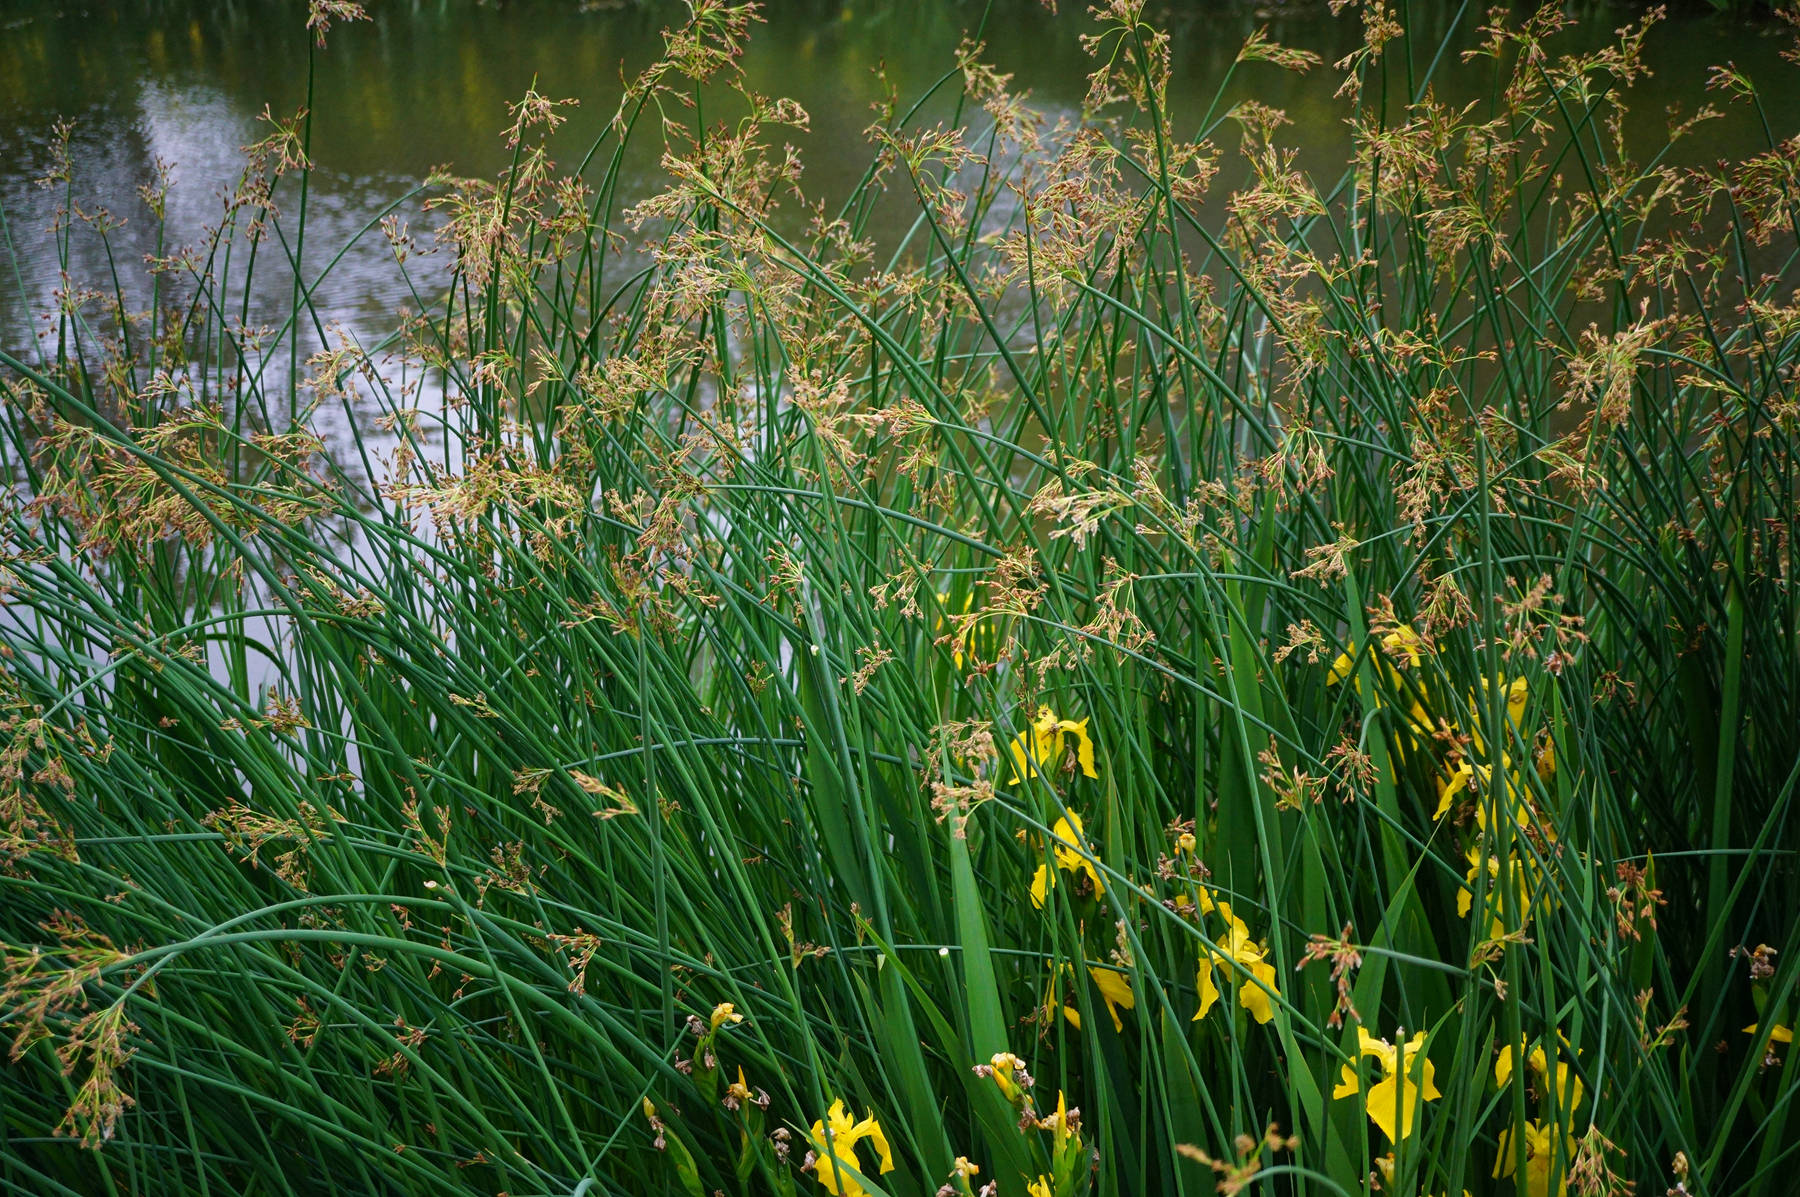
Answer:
1433, 674, 1533, 823
1536, 737, 1556, 783
1047, 963, 1136, 1032
1434, 756, 1478, 819
1458, 845, 1539, 939
935, 590, 1001, 670
1329, 629, 1539, 806
1327, 626, 1436, 749
1494, 1118, 1574, 1197
725, 1066, 754, 1109
977, 1051, 1027, 1103
1029, 812, 1105, 908
1085, 966, 1135, 1032
1008, 706, 1099, 784
1027, 1090, 1085, 1197
1327, 625, 1428, 686
806, 1099, 895, 1197
1436, 757, 1545, 835
1468, 674, 1530, 757
1192, 910, 1279, 1025
1745, 1022, 1794, 1064
1333, 1027, 1441, 1144
1495, 1038, 1583, 1113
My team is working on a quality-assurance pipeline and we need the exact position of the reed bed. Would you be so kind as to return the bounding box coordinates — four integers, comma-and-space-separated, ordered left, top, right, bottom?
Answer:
3, 2, 1799, 1195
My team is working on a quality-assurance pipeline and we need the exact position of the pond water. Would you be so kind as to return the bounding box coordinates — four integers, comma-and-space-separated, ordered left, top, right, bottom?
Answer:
1, 0, 1794, 355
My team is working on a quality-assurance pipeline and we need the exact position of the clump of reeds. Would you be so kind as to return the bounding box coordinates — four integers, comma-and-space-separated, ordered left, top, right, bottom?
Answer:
3, 1, 1798, 1195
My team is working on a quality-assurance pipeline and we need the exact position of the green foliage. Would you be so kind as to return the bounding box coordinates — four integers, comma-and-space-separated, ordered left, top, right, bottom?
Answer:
3, 3, 1798, 1196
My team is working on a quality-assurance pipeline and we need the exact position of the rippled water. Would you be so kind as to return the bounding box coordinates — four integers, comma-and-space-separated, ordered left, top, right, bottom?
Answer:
1, 0, 1793, 356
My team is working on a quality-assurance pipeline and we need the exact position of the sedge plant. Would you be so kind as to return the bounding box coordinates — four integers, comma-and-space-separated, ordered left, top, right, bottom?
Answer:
2, 2, 1799, 1196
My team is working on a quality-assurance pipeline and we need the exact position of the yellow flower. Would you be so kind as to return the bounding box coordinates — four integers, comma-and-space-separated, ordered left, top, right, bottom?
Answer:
1745, 1023, 1794, 1064
806, 1099, 895, 1197
1333, 1028, 1441, 1144
1326, 626, 1438, 753
1458, 845, 1538, 939
1192, 911, 1279, 1025
1008, 706, 1099, 784
1535, 737, 1556, 783
1402, 697, 1434, 742
1044, 1089, 1077, 1141
978, 1052, 1027, 1103
1494, 1118, 1573, 1197
1202, 887, 1245, 918
1454, 759, 1555, 864
1495, 1038, 1583, 1113
1048, 964, 1136, 1032
1434, 757, 1477, 819
1469, 675, 1529, 757
726, 1066, 753, 1106
1029, 812, 1105, 909
709, 1002, 743, 1032
935, 591, 1001, 671
1436, 752, 1546, 829
1087, 966, 1135, 1032
1022, 1092, 1084, 1197
1327, 625, 1428, 686
1500, 675, 1529, 726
